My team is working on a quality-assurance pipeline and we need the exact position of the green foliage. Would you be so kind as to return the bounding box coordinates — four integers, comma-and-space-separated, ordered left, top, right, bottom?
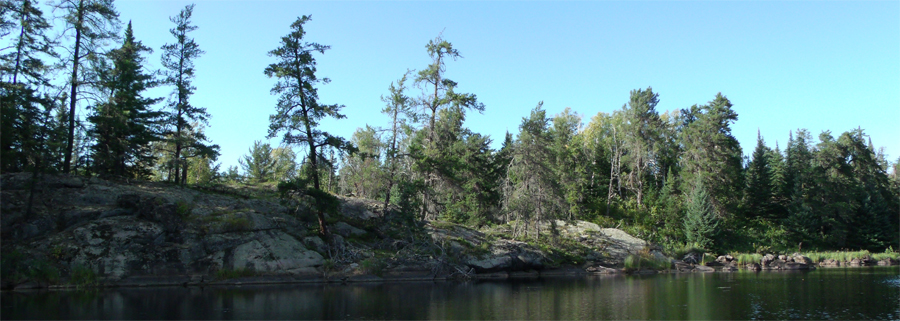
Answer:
0, 250, 27, 283
160, 4, 219, 185
624, 250, 671, 272
215, 268, 256, 280
88, 22, 165, 178
744, 132, 775, 219
240, 140, 295, 184
69, 265, 98, 288
683, 178, 719, 250
174, 200, 193, 218
679, 94, 744, 219
26, 259, 59, 284
222, 215, 253, 231
358, 258, 386, 276
734, 253, 763, 265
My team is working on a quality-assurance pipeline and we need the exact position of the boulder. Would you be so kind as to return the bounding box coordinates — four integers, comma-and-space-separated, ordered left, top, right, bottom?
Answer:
694, 265, 715, 273
674, 262, 694, 272
820, 259, 840, 267
332, 222, 366, 237
792, 255, 813, 265
682, 252, 702, 265
721, 266, 738, 272
464, 240, 545, 273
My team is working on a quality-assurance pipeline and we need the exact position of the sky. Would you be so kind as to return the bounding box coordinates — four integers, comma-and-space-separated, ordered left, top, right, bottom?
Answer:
59, 1, 900, 170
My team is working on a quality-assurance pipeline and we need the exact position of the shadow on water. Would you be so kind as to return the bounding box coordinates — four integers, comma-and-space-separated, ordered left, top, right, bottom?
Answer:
2, 267, 898, 320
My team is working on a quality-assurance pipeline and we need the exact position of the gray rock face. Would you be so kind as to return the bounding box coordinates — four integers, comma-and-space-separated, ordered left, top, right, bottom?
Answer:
333, 222, 366, 237
214, 231, 324, 273
465, 240, 545, 272
1, 173, 330, 286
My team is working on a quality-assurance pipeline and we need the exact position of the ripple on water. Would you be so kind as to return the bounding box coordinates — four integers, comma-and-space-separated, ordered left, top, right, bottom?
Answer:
883, 276, 900, 287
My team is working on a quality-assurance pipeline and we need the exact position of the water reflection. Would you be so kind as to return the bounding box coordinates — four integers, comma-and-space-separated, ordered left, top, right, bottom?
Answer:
2, 267, 898, 320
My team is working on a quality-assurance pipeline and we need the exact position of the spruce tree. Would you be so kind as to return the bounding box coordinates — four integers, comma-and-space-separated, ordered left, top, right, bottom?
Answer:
87, 22, 163, 178
684, 177, 719, 250
744, 131, 774, 219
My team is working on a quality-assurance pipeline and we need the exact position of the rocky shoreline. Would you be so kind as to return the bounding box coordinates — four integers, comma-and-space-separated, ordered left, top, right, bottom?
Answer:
2, 173, 896, 292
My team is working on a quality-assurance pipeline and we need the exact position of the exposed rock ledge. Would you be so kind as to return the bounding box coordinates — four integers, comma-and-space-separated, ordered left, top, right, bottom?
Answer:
1, 173, 660, 290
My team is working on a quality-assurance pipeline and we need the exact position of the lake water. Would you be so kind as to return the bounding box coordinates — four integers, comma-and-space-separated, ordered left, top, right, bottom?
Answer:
2, 267, 898, 320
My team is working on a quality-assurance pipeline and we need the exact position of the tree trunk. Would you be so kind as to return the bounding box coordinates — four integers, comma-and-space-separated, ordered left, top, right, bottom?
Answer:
63, 1, 85, 174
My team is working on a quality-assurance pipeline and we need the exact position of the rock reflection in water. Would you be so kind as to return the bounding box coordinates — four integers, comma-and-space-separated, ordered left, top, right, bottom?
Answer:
2, 267, 898, 320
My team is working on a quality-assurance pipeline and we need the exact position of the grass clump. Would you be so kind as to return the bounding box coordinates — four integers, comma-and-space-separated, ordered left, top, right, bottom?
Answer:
735, 253, 762, 265
359, 258, 387, 276
222, 215, 253, 231
624, 249, 672, 272
801, 250, 873, 263
70, 265, 98, 288
215, 268, 256, 280
26, 260, 60, 285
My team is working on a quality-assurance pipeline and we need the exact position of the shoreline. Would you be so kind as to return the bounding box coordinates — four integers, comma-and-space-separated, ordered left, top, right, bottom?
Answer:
6, 263, 897, 292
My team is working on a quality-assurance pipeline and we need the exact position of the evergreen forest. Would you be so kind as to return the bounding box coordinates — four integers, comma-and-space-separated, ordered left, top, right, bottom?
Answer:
2, 1, 898, 255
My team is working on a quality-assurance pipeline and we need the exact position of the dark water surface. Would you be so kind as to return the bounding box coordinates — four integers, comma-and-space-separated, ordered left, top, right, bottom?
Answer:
2, 267, 898, 320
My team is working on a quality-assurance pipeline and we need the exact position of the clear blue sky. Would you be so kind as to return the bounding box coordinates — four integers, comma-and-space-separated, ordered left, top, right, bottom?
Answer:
104, 1, 899, 170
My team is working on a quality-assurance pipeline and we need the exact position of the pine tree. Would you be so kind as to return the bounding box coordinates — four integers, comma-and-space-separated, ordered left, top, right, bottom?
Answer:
411, 34, 486, 220
679, 93, 743, 219
549, 107, 585, 221
265, 15, 351, 237
380, 71, 414, 210
161, 4, 215, 185
622, 87, 661, 208
52, 0, 120, 173
1, 0, 56, 173
504, 102, 563, 238
87, 22, 163, 178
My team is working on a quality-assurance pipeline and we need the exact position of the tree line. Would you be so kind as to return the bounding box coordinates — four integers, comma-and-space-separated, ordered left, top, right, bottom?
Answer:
2, 1, 897, 252
2, 1, 216, 184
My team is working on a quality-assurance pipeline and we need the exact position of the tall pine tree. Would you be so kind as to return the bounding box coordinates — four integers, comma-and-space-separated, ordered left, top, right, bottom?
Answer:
52, 0, 119, 173
161, 4, 216, 185
265, 15, 351, 238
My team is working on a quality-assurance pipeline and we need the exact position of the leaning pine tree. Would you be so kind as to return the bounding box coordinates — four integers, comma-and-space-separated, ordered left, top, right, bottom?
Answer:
265, 15, 352, 238
684, 177, 719, 250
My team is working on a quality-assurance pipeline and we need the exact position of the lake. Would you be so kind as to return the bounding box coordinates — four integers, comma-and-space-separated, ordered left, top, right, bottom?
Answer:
2, 266, 898, 320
